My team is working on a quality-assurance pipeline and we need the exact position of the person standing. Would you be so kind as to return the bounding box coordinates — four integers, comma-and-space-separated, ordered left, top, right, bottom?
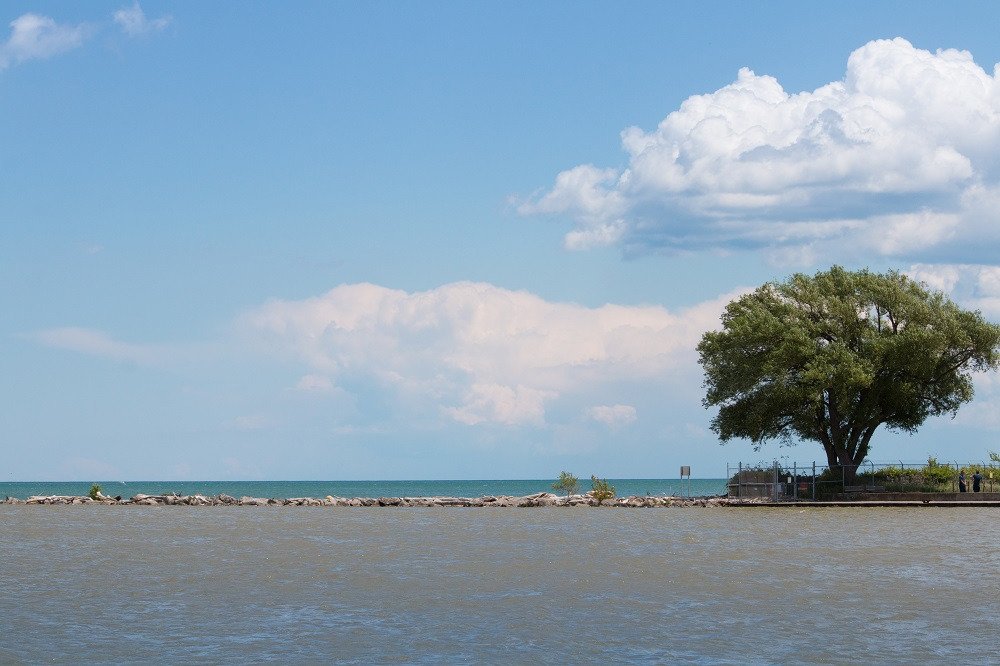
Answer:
959, 470, 967, 493
973, 469, 983, 493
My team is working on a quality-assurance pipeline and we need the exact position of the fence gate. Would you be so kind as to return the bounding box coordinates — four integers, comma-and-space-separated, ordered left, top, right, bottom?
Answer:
727, 461, 817, 500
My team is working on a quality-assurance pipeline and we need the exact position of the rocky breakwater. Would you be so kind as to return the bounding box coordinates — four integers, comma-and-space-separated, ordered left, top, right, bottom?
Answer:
3, 491, 733, 507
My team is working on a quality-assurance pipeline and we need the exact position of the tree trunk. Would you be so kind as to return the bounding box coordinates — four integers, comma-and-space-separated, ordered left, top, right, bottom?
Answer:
821, 423, 879, 487
821, 439, 859, 485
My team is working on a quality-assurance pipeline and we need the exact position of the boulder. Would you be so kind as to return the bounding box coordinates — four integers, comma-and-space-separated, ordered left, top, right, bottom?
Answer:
431, 497, 472, 507
131, 494, 171, 504
482, 495, 518, 507
26, 495, 72, 504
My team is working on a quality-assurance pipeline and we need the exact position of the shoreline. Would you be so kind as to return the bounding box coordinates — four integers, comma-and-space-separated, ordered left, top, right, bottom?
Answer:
6, 492, 1000, 507
4, 491, 733, 507
7, 491, 1000, 508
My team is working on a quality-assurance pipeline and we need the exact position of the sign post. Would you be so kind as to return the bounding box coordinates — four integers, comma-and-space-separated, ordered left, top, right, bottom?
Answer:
680, 466, 691, 497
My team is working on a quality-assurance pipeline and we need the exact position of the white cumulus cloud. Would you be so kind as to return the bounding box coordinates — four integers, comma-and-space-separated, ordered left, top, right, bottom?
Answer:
293, 374, 334, 393
113, 2, 172, 37
0, 13, 90, 69
244, 281, 739, 427
521, 38, 1000, 265
906, 263, 1000, 318
446, 383, 556, 426
1, 5, 170, 71
585, 404, 638, 428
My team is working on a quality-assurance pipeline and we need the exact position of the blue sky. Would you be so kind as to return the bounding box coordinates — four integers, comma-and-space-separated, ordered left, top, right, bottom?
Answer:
4, 2, 1000, 481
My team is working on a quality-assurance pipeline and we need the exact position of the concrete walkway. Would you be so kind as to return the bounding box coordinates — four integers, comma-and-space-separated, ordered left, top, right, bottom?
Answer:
730, 499, 1000, 507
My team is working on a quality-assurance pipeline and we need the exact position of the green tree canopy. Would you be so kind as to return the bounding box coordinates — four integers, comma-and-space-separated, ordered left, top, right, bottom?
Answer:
697, 266, 1000, 476
552, 471, 579, 496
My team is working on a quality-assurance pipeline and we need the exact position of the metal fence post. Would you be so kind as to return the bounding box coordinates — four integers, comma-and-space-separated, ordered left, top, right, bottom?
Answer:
812, 461, 816, 500
793, 462, 798, 500
738, 461, 742, 498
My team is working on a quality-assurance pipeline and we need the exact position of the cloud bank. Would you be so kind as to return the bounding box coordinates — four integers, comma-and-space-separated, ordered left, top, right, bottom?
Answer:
521, 38, 1000, 265
907, 263, 1000, 318
586, 404, 638, 428
245, 282, 737, 427
31, 283, 740, 433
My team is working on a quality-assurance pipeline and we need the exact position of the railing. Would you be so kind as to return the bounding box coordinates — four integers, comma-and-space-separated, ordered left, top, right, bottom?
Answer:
727, 460, 1000, 500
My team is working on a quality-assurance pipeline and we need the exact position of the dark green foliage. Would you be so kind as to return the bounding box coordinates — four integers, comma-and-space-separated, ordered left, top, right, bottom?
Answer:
860, 457, 953, 492
856, 457, 1000, 492
89, 484, 102, 500
698, 266, 1000, 475
552, 471, 579, 496
590, 475, 616, 504
726, 464, 789, 486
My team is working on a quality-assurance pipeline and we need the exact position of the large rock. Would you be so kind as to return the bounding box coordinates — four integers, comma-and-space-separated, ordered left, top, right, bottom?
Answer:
430, 497, 473, 507
517, 492, 560, 507
131, 494, 172, 504
26, 495, 80, 504
239, 496, 267, 506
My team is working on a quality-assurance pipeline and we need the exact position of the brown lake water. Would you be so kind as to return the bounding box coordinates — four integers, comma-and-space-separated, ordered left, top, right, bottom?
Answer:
1, 507, 997, 664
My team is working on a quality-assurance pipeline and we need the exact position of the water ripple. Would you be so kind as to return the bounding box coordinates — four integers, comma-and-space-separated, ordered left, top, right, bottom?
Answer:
1, 507, 998, 663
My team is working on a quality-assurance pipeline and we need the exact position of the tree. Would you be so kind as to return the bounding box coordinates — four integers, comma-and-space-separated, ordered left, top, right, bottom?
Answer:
552, 471, 579, 496
697, 266, 1000, 480
590, 476, 616, 505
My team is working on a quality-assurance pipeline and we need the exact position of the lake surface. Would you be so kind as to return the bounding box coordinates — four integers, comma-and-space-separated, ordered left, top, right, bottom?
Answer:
0, 478, 725, 500
2, 507, 997, 664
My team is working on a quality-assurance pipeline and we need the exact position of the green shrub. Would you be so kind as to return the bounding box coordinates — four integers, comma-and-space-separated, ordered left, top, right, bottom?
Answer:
89, 484, 102, 500
552, 471, 579, 496
862, 456, 1000, 492
590, 476, 616, 505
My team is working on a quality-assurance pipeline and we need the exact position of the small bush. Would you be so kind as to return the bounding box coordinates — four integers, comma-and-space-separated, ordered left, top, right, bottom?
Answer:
552, 471, 579, 496
89, 484, 102, 500
590, 476, 616, 505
